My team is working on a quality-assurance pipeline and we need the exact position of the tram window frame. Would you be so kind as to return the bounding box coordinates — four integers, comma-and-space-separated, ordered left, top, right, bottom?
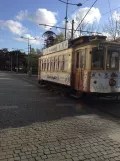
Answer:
44, 59, 46, 71
106, 47, 120, 70
91, 47, 104, 70
42, 60, 44, 71
58, 56, 61, 71
53, 57, 55, 71
64, 55, 68, 71
50, 58, 53, 71
76, 52, 80, 68
55, 57, 58, 71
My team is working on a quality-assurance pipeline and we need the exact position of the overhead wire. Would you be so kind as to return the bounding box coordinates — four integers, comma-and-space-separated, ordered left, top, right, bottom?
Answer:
74, 0, 98, 34
55, 0, 91, 27
80, 5, 120, 30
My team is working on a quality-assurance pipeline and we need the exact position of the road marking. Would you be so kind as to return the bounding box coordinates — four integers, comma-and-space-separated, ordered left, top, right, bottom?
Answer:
0, 105, 18, 110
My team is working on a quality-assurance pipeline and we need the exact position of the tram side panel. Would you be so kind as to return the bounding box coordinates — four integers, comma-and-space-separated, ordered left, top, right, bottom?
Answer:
39, 48, 73, 87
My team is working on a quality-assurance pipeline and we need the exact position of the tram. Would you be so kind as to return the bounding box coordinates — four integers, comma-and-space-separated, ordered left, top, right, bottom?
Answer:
38, 35, 120, 97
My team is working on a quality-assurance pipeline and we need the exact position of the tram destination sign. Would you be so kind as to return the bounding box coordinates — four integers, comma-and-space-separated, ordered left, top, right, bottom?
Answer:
43, 40, 68, 55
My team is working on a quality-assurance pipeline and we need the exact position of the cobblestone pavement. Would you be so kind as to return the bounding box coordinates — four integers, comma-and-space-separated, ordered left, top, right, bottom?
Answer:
1, 72, 120, 161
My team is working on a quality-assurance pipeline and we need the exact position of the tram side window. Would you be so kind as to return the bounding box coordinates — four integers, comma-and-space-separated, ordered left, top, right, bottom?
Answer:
42, 60, 44, 71
44, 60, 46, 71
107, 47, 119, 70
64, 55, 68, 71
92, 48, 104, 69
53, 57, 55, 71
55, 57, 58, 71
50, 59, 52, 71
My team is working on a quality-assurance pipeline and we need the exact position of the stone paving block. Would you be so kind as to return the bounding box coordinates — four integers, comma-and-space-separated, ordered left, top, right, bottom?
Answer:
8, 158, 14, 161
1, 72, 120, 161
72, 157, 80, 161
41, 155, 47, 159
28, 159, 35, 161
0, 155, 6, 160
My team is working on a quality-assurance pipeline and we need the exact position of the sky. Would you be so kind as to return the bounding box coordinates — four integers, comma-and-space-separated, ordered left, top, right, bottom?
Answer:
0, 0, 120, 52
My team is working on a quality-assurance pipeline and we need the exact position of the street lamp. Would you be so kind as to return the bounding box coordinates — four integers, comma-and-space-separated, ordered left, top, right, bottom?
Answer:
21, 36, 37, 55
59, 0, 82, 40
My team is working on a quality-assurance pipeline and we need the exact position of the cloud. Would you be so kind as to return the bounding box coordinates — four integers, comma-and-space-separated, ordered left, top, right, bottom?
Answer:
14, 34, 41, 45
72, 7, 101, 24
0, 20, 27, 35
16, 9, 57, 29
112, 11, 120, 21
66, 7, 101, 38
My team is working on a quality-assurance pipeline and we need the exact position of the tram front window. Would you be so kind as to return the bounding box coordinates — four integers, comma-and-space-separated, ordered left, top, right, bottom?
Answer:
107, 47, 120, 70
92, 47, 104, 69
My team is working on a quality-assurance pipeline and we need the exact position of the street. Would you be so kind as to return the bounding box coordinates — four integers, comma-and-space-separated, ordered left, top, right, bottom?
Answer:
1, 71, 120, 161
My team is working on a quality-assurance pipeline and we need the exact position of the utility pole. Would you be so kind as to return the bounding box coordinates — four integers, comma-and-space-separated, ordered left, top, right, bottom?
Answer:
16, 50, 19, 73
11, 53, 12, 72
21, 36, 37, 73
58, 0, 82, 40
28, 38, 30, 55
71, 20, 74, 39
65, 0, 68, 40
30, 45, 31, 55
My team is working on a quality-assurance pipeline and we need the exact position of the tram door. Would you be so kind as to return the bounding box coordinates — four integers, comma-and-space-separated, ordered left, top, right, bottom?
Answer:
74, 50, 85, 90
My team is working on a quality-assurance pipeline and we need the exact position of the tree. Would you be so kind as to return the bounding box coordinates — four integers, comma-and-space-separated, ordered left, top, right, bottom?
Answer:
30, 47, 36, 55
103, 11, 120, 41
36, 48, 42, 55
53, 33, 65, 44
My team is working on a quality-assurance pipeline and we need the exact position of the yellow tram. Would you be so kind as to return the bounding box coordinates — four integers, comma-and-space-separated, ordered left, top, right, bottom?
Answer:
38, 35, 120, 97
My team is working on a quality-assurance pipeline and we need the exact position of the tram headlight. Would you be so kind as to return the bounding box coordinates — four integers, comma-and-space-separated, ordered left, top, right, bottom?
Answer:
109, 78, 116, 86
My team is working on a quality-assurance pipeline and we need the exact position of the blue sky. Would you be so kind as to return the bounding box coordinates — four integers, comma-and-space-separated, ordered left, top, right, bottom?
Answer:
0, 0, 120, 52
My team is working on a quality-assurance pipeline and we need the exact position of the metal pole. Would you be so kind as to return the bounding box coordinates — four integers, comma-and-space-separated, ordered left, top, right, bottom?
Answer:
28, 38, 29, 55
65, 0, 68, 40
11, 53, 12, 72
28, 38, 30, 72
16, 51, 18, 73
71, 20, 74, 39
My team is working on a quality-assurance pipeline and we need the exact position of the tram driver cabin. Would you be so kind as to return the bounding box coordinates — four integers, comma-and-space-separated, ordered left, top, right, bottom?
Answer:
38, 35, 120, 96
